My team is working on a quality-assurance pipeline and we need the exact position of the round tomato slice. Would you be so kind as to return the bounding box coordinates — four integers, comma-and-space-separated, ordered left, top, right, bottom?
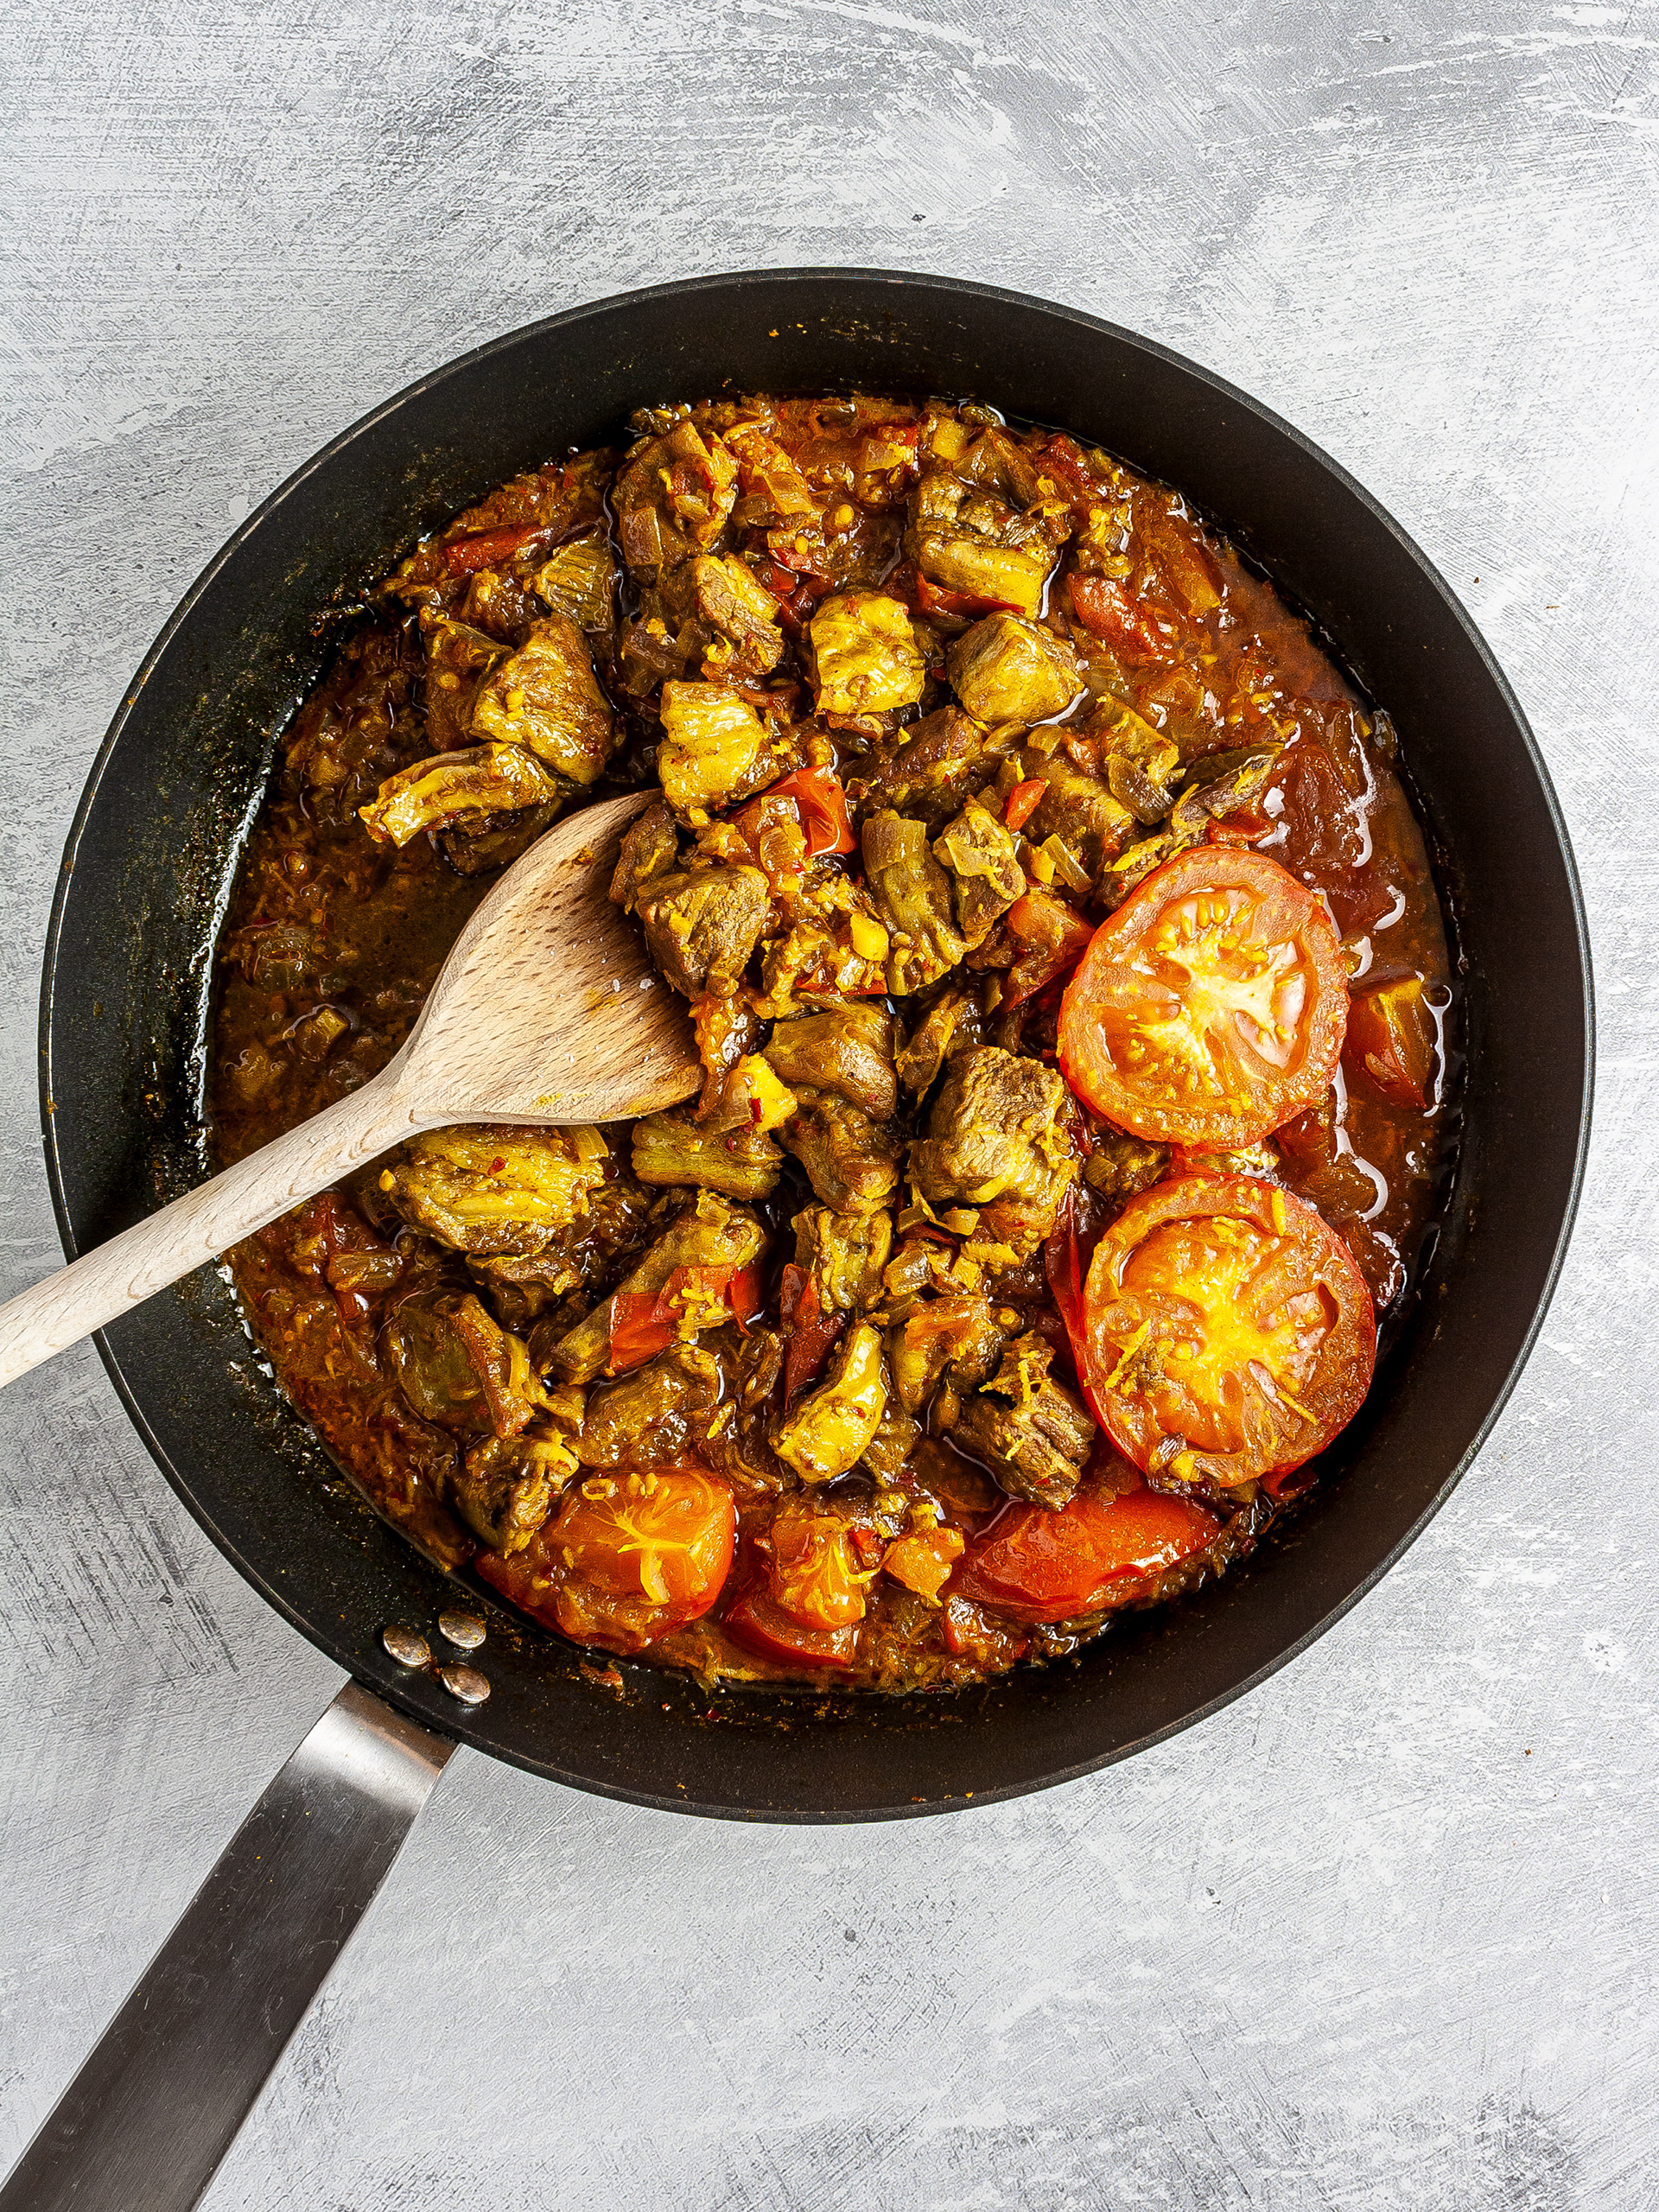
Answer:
723, 1536, 861, 1670
476, 1464, 735, 1657
1081, 1173, 1375, 1490
1057, 847, 1349, 1147
949, 1475, 1221, 1624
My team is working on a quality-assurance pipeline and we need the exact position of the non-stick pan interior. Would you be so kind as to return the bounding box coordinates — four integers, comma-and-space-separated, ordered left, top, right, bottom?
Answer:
41, 271, 1591, 1819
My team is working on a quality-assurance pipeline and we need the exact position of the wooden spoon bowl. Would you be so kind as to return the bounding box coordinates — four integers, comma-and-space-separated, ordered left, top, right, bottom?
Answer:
0, 791, 697, 1387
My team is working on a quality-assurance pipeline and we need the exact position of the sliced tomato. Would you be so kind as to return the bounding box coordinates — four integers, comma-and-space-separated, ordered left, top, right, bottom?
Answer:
768, 1503, 869, 1629
1041, 1191, 1107, 1423
1080, 1173, 1376, 1490
1003, 888, 1095, 1007
607, 1263, 765, 1374
1068, 575, 1177, 660
1057, 846, 1349, 1148
949, 1478, 1220, 1624
763, 766, 856, 857
723, 1539, 859, 1669
476, 1465, 736, 1656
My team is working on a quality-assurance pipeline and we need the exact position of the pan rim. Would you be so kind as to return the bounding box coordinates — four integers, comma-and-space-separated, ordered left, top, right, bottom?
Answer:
37, 266, 1595, 1820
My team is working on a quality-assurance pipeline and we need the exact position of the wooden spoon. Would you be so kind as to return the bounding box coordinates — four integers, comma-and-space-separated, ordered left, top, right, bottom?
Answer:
0, 792, 699, 1389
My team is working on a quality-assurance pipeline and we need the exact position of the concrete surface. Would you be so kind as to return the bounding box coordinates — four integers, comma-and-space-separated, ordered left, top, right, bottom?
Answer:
3, 3, 1656, 2205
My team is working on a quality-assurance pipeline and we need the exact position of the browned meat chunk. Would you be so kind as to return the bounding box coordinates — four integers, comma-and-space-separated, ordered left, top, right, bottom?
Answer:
691, 554, 785, 680
906, 471, 1065, 616
633, 864, 771, 998
1019, 750, 1135, 884
613, 420, 738, 571
532, 537, 616, 632
810, 592, 926, 715
656, 683, 802, 820
378, 1126, 611, 1256
471, 614, 615, 786
575, 1342, 726, 1469
421, 614, 509, 751
764, 1004, 899, 1120
548, 1194, 768, 1386
953, 1332, 1094, 1508
454, 1401, 583, 1550
887, 1294, 1003, 1416
896, 987, 988, 1095
853, 706, 1015, 830
609, 798, 680, 912
782, 1090, 904, 1215
793, 1205, 893, 1313
932, 797, 1025, 945
908, 1046, 1076, 1220
947, 614, 1082, 728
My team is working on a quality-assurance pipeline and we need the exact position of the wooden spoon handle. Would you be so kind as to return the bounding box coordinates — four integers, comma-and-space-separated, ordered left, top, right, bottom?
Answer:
0, 1070, 417, 1389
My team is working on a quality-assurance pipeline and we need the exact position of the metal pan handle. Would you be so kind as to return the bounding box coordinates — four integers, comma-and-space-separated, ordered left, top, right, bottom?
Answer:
0, 1681, 454, 2212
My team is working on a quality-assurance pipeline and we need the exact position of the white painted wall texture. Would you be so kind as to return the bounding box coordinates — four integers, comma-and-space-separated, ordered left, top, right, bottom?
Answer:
3, 3, 1656, 2205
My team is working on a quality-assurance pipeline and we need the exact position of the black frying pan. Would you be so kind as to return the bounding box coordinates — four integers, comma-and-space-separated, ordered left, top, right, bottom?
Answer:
7, 271, 1591, 2211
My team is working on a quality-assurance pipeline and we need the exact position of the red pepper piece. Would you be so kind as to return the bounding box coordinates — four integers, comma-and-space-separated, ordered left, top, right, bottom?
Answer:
442, 522, 552, 575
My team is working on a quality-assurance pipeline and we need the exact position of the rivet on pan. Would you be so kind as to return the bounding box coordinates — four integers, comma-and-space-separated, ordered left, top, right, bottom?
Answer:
439, 1665, 491, 1705
382, 1625, 431, 1669
437, 1610, 486, 1651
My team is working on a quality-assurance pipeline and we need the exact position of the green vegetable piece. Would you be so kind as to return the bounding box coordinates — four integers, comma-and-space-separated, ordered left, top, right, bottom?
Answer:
632, 1108, 784, 1200
861, 810, 966, 995
471, 613, 616, 785
359, 743, 566, 849
772, 1320, 889, 1484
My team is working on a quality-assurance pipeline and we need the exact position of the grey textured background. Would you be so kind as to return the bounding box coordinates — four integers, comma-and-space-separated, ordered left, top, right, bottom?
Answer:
3, 3, 1656, 2205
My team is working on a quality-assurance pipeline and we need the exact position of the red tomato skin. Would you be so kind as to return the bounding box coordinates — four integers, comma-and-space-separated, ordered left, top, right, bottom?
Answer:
442, 522, 550, 574
950, 1483, 1220, 1624
764, 767, 857, 857
778, 1263, 847, 1402
1082, 1173, 1376, 1488
1068, 575, 1175, 660
723, 1545, 859, 1669
1056, 846, 1350, 1149
476, 1467, 736, 1657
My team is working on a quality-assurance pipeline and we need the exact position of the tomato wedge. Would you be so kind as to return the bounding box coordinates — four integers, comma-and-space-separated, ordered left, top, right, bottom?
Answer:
606, 1262, 765, 1374
762, 766, 857, 857
778, 1262, 846, 1402
1080, 1173, 1375, 1490
723, 1536, 861, 1669
476, 1465, 736, 1656
1058, 847, 1349, 1147
949, 1476, 1220, 1624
